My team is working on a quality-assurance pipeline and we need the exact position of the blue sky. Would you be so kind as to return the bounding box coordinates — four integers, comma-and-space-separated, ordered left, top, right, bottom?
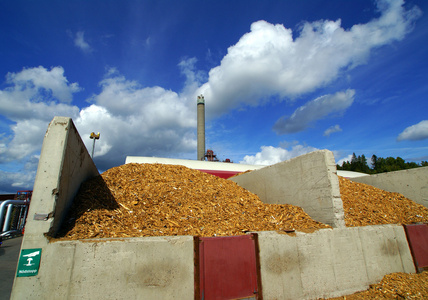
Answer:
0, 0, 427, 193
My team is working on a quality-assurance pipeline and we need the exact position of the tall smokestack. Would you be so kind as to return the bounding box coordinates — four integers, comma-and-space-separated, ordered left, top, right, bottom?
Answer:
197, 95, 205, 160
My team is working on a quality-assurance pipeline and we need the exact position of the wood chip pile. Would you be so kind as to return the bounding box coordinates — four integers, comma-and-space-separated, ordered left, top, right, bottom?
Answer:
56, 163, 330, 240
327, 271, 428, 299
339, 176, 428, 227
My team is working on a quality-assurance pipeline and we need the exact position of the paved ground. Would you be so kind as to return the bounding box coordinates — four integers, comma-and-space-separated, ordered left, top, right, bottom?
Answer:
0, 236, 22, 300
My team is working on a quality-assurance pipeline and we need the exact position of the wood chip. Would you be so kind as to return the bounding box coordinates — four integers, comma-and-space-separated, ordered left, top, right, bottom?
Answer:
327, 271, 428, 299
338, 176, 428, 226
55, 163, 330, 240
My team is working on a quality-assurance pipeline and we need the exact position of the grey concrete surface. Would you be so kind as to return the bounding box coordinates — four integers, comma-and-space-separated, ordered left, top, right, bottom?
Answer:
11, 117, 99, 299
11, 236, 195, 300
350, 167, 428, 208
0, 236, 22, 300
230, 150, 345, 228
257, 225, 415, 300
23, 117, 99, 241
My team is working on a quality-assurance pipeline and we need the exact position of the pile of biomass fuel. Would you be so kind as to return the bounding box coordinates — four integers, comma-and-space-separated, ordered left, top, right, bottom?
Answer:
338, 176, 428, 227
56, 163, 330, 240
327, 271, 428, 299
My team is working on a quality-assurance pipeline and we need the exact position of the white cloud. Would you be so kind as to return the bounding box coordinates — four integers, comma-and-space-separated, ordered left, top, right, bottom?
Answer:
0, 65, 201, 190
74, 71, 197, 169
4, 119, 51, 161
178, 57, 206, 96
336, 154, 353, 166
240, 144, 319, 165
0, 169, 36, 193
397, 120, 428, 141
324, 125, 342, 137
74, 31, 93, 53
0, 66, 81, 165
4, 66, 81, 105
273, 89, 355, 134
196, 0, 421, 117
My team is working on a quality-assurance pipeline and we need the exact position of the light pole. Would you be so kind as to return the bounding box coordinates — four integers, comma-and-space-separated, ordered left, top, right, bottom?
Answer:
89, 132, 100, 159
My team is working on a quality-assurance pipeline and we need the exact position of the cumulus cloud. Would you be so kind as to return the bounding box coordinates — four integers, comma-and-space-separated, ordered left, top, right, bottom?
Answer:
0, 66, 199, 190
273, 89, 355, 134
2, 66, 81, 106
324, 125, 342, 137
397, 120, 428, 141
73, 70, 197, 170
178, 57, 206, 96
0, 66, 81, 165
0, 169, 36, 194
196, 0, 421, 116
240, 144, 319, 165
74, 31, 93, 53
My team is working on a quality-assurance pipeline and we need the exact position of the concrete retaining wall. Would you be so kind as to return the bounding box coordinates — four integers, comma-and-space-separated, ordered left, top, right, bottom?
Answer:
22, 117, 99, 242
230, 150, 345, 228
258, 225, 415, 300
350, 167, 428, 208
12, 226, 414, 300
12, 117, 99, 297
11, 236, 195, 300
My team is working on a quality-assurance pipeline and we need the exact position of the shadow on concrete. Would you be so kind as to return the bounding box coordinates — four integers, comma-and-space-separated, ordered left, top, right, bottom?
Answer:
54, 175, 118, 238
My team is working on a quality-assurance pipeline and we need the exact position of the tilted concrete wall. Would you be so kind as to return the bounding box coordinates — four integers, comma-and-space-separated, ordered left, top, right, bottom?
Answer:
12, 117, 100, 297
258, 225, 415, 300
20, 117, 99, 244
350, 167, 428, 208
230, 150, 345, 228
11, 236, 195, 300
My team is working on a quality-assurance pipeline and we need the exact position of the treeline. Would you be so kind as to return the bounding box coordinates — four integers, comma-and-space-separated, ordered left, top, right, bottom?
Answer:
337, 153, 428, 174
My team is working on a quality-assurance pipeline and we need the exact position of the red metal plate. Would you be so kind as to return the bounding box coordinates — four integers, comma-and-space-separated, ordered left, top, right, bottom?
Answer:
199, 234, 259, 300
404, 224, 428, 270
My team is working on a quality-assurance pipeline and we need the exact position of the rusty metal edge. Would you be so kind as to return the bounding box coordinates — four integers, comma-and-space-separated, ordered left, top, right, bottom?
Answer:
194, 236, 200, 300
252, 233, 263, 300
402, 224, 423, 273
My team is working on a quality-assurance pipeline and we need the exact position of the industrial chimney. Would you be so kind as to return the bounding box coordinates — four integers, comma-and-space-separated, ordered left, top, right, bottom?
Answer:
197, 95, 205, 160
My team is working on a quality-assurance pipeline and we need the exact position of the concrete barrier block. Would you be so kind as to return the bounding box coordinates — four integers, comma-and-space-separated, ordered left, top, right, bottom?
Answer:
230, 150, 345, 228
67, 236, 194, 300
257, 225, 415, 300
358, 225, 415, 284
11, 242, 76, 300
393, 225, 417, 273
295, 229, 337, 298
257, 231, 304, 299
21, 117, 99, 241
328, 227, 369, 295
13, 236, 195, 300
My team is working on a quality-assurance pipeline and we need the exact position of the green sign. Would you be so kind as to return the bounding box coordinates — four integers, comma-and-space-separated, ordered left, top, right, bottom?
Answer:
16, 248, 42, 277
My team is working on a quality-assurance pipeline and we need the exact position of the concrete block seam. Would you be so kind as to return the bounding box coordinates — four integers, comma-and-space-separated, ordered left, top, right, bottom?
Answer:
65, 243, 77, 300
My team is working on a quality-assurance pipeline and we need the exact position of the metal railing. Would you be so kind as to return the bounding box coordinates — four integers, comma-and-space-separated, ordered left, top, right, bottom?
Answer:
0, 200, 29, 235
